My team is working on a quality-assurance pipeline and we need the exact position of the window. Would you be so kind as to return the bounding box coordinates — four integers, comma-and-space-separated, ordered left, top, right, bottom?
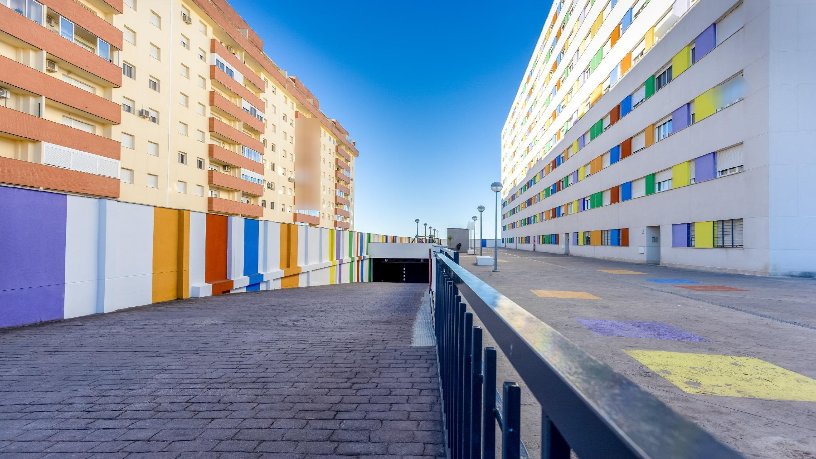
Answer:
121, 133, 135, 149
180, 34, 190, 50
198, 48, 206, 62
62, 116, 94, 133
122, 62, 135, 79
59, 16, 74, 41
147, 174, 158, 189
655, 118, 673, 141
124, 0, 135, 9
180, 64, 189, 78
177, 181, 187, 194
197, 75, 206, 89
656, 65, 672, 90
123, 27, 135, 45
179, 93, 189, 107
196, 157, 205, 169
716, 144, 745, 177
147, 141, 159, 156
122, 97, 134, 114
150, 11, 161, 29
149, 43, 160, 60
195, 185, 205, 197
198, 20, 207, 35
197, 103, 205, 116
714, 219, 744, 248
148, 108, 159, 124
120, 168, 134, 184
148, 76, 160, 92
178, 122, 188, 136
196, 130, 205, 142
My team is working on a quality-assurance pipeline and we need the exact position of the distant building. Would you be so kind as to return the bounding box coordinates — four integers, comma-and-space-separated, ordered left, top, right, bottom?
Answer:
0, 0, 355, 230
500, 0, 815, 275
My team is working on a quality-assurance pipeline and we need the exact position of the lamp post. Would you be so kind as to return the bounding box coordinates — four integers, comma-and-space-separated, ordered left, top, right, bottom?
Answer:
490, 182, 503, 272
414, 218, 420, 242
424, 222, 427, 242
471, 216, 477, 254
477, 205, 485, 256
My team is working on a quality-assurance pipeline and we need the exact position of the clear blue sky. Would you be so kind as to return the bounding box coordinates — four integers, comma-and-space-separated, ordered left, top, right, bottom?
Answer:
230, 0, 552, 240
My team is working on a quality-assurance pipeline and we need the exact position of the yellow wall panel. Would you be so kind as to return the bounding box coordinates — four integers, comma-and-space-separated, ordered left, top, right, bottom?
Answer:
672, 162, 691, 188
694, 221, 714, 248
152, 207, 181, 303
672, 45, 691, 76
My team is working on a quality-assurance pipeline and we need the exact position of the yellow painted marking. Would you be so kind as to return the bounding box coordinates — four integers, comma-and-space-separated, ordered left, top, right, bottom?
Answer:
531, 290, 600, 300
627, 350, 816, 402
599, 269, 645, 275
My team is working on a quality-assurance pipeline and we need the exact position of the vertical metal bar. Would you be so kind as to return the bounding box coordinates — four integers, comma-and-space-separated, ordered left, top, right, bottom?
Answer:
454, 301, 465, 459
541, 414, 570, 459
462, 313, 473, 458
483, 347, 497, 459
501, 382, 521, 459
471, 327, 483, 457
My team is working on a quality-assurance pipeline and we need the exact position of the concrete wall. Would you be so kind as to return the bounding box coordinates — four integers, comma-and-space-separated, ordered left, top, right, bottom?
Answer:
0, 185, 406, 329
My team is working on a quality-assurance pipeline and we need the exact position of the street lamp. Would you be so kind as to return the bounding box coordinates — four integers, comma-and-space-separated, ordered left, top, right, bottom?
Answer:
430, 226, 434, 244
490, 182, 503, 272
414, 218, 420, 242
471, 216, 477, 254
477, 205, 485, 256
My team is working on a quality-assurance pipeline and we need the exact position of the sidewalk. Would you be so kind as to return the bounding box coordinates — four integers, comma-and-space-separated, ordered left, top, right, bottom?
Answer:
0, 283, 445, 458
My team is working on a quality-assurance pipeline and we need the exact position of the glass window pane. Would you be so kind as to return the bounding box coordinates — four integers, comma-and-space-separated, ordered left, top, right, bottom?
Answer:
60, 17, 74, 41
10, 0, 25, 15
98, 38, 110, 61
27, 0, 43, 24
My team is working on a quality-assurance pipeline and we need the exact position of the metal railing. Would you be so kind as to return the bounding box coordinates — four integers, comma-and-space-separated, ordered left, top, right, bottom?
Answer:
433, 254, 742, 459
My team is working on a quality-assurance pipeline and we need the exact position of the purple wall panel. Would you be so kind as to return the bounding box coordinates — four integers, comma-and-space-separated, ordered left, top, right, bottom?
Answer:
693, 24, 716, 63
672, 104, 690, 132
672, 224, 689, 247
695, 153, 717, 183
0, 187, 66, 327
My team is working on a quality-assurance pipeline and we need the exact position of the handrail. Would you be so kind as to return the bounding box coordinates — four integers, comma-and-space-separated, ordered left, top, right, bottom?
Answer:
434, 254, 741, 458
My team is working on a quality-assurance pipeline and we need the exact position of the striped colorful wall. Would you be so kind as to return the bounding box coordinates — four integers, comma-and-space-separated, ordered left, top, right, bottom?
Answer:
0, 185, 409, 329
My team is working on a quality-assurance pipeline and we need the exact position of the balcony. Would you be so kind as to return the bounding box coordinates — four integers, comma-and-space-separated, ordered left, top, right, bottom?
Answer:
336, 157, 349, 170
0, 156, 119, 198
210, 39, 264, 90
208, 170, 263, 196
0, 6, 121, 86
335, 170, 350, 184
209, 66, 264, 111
44, 0, 123, 49
208, 196, 262, 218
336, 145, 351, 162
336, 183, 350, 195
294, 212, 319, 226
208, 144, 263, 175
335, 208, 350, 218
208, 117, 264, 154
0, 56, 119, 124
335, 195, 349, 206
209, 91, 264, 133
334, 220, 350, 230
0, 105, 119, 159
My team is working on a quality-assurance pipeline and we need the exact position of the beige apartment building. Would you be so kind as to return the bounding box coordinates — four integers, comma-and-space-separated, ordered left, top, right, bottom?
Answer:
0, 0, 356, 230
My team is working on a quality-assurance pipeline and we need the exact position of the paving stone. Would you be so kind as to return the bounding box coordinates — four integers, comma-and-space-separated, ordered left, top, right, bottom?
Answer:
0, 284, 444, 457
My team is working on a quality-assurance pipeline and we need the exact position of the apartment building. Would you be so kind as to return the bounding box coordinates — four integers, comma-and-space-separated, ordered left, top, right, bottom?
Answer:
500, 0, 815, 275
0, 0, 356, 230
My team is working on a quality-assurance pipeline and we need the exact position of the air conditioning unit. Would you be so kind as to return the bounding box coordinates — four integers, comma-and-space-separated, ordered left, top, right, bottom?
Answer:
45, 60, 58, 73
149, 115, 158, 123
226, 45, 235, 53
223, 165, 231, 172
240, 198, 250, 204
46, 17, 57, 27
0, 88, 7, 99
210, 190, 219, 198
181, 12, 192, 24
287, 177, 295, 183
138, 109, 150, 118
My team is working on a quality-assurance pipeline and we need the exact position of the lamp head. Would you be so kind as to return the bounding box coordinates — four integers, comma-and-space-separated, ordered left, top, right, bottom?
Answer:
490, 182, 503, 193
477, 205, 485, 213
414, 218, 419, 223
472, 216, 477, 221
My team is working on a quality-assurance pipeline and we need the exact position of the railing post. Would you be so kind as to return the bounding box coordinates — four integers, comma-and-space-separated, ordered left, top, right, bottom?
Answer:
502, 382, 521, 459
471, 327, 483, 457
483, 347, 497, 459
542, 414, 570, 459
453, 251, 460, 264
462, 313, 473, 459
454, 301, 465, 459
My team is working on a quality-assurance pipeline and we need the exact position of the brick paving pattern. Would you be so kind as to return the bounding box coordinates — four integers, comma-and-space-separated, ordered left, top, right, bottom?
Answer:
0, 283, 445, 458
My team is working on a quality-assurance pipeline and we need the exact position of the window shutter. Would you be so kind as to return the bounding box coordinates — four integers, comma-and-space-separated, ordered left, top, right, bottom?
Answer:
672, 162, 691, 188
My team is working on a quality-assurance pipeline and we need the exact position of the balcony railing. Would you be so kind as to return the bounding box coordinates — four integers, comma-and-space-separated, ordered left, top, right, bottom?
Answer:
433, 254, 740, 459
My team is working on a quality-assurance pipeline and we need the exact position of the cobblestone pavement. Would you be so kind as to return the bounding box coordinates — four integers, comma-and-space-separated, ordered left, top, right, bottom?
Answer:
460, 249, 816, 458
0, 283, 445, 458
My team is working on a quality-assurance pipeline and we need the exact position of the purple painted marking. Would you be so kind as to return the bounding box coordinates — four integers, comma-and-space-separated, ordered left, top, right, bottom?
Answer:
0, 186, 66, 328
578, 319, 705, 342
646, 278, 699, 284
